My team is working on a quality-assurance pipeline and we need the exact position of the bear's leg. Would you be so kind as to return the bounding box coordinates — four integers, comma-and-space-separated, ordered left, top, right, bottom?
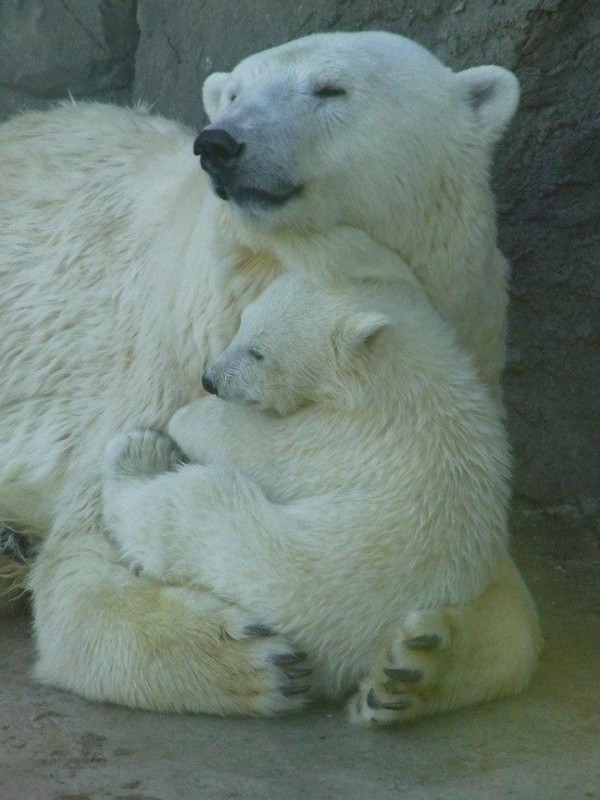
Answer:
349, 554, 542, 725
27, 490, 312, 716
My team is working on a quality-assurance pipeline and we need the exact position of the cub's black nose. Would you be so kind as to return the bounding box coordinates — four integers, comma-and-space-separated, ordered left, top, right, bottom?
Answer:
193, 128, 245, 165
202, 371, 218, 396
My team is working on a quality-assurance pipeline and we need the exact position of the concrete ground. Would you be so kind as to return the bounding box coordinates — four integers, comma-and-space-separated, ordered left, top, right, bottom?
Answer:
1, 536, 599, 800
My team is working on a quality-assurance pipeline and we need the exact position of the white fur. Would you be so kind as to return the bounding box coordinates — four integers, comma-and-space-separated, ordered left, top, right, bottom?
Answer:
0, 32, 535, 717
103, 272, 541, 721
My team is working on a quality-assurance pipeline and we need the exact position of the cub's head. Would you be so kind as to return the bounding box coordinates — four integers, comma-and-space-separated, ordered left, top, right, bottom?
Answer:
202, 275, 393, 415
194, 31, 519, 244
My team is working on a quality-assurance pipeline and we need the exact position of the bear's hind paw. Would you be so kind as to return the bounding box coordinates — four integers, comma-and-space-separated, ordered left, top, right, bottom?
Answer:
348, 609, 454, 726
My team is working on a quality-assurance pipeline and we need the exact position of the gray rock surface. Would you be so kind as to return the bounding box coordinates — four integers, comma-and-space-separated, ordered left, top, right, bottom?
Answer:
0, 0, 138, 116
0, 0, 598, 552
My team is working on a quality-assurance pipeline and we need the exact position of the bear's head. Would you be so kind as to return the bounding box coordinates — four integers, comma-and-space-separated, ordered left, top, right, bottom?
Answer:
201, 274, 396, 416
194, 31, 518, 255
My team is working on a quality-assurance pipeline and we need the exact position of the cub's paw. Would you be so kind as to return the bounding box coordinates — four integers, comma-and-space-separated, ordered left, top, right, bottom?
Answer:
348, 609, 454, 726
104, 430, 186, 480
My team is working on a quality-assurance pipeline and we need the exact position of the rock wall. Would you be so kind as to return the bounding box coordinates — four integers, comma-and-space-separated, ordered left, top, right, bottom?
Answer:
1, 0, 598, 556
0, 0, 138, 116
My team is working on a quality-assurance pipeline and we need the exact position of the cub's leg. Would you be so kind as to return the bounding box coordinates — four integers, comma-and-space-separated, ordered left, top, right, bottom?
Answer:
349, 554, 542, 725
28, 474, 311, 716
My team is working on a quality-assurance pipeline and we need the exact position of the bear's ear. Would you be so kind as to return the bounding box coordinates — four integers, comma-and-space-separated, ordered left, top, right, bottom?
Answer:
457, 66, 520, 145
337, 312, 392, 351
202, 72, 230, 122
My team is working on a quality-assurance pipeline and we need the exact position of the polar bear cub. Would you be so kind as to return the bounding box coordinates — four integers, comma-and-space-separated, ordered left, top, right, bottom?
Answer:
103, 268, 540, 724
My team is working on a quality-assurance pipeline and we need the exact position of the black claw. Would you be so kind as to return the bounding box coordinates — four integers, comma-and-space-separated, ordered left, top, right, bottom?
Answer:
282, 667, 313, 679
270, 651, 307, 666
404, 634, 441, 650
281, 685, 311, 697
381, 698, 413, 711
367, 688, 411, 711
384, 667, 424, 683
244, 624, 275, 637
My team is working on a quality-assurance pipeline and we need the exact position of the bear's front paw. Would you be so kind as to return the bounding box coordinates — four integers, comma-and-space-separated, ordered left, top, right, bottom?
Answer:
104, 430, 186, 481
102, 430, 187, 573
348, 609, 454, 726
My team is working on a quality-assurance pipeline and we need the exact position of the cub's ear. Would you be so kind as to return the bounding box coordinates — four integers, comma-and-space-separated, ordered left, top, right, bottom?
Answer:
202, 72, 230, 121
337, 312, 392, 351
457, 66, 520, 145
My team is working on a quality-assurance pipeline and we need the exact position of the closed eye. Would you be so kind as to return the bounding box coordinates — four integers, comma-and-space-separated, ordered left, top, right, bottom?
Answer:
314, 85, 346, 98
248, 348, 264, 361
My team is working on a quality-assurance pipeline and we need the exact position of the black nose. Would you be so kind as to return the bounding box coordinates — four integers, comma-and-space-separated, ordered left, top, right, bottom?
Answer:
193, 128, 245, 166
202, 371, 218, 396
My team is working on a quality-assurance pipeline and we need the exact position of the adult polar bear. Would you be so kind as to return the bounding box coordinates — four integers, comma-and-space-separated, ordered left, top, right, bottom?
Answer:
0, 31, 537, 720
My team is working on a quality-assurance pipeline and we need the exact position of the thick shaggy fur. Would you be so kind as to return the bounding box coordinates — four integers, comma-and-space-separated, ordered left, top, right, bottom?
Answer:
0, 31, 539, 720
103, 272, 541, 723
